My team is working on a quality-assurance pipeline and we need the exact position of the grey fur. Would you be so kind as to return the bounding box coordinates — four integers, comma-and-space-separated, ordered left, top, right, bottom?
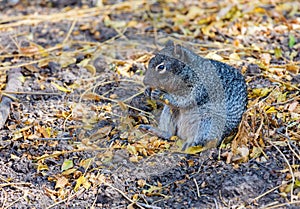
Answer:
140, 42, 247, 150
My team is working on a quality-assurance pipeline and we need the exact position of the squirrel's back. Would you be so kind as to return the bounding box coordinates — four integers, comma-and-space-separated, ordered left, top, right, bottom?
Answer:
208, 59, 247, 136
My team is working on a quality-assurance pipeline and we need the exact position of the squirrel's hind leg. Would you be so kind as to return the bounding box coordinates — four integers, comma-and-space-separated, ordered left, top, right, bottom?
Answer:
182, 116, 223, 150
139, 105, 177, 140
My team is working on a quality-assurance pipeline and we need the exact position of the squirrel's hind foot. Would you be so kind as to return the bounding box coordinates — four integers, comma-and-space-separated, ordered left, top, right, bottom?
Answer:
139, 124, 172, 140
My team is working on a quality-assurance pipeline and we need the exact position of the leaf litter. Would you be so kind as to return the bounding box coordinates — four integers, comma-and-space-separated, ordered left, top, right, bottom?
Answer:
0, 0, 299, 208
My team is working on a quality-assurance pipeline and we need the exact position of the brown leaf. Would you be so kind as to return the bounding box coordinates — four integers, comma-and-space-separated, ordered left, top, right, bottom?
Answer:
55, 176, 69, 189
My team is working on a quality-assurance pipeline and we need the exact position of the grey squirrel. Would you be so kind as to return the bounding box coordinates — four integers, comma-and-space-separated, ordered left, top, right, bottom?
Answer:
139, 41, 247, 150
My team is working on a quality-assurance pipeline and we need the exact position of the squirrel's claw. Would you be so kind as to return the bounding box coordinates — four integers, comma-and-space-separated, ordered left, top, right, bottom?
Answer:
144, 87, 152, 98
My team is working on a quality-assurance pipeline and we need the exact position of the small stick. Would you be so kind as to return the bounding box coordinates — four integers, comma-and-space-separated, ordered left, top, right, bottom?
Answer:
193, 178, 200, 198
63, 19, 77, 43
2, 91, 61, 96
269, 140, 296, 203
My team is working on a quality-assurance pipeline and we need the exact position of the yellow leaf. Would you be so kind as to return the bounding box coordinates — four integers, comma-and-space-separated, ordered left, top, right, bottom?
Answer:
127, 20, 138, 27
274, 47, 282, 59
127, 144, 137, 155
37, 126, 50, 138
38, 59, 50, 68
104, 15, 127, 28
187, 6, 203, 19
205, 52, 223, 61
265, 106, 277, 114
79, 158, 94, 170
285, 183, 293, 193
261, 88, 272, 97
74, 176, 91, 191
277, 92, 287, 103
129, 155, 141, 162
37, 163, 49, 172
184, 146, 204, 154
62, 168, 77, 176
24, 65, 39, 73
142, 185, 161, 194
260, 53, 271, 66
132, 194, 139, 201
252, 88, 271, 97
81, 92, 101, 101
77, 58, 91, 67
10, 154, 20, 160
85, 64, 96, 75
51, 82, 72, 93
295, 179, 300, 187
13, 132, 23, 140
229, 53, 240, 61
58, 55, 76, 68
127, 203, 135, 209
286, 64, 299, 74
137, 179, 146, 188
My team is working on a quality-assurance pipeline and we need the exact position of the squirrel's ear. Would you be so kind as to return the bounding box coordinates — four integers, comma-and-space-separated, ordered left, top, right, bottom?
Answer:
165, 40, 174, 47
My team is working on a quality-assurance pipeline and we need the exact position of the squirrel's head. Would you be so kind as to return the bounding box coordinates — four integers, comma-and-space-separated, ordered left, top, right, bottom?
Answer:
144, 53, 193, 94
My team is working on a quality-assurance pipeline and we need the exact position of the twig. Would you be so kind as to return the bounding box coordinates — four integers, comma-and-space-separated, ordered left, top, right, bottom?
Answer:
0, 176, 32, 191
193, 178, 200, 198
0, 58, 51, 70
278, 132, 300, 161
262, 201, 300, 209
213, 197, 219, 209
91, 194, 98, 208
63, 19, 77, 43
272, 95, 300, 106
46, 188, 85, 209
79, 80, 153, 117
219, 190, 228, 207
265, 75, 300, 91
34, 148, 107, 161
2, 91, 61, 95
37, 137, 73, 141
104, 183, 145, 209
0, 182, 32, 188
4, 195, 23, 209
1, 187, 8, 209
114, 91, 144, 104
137, 203, 161, 209
250, 180, 291, 204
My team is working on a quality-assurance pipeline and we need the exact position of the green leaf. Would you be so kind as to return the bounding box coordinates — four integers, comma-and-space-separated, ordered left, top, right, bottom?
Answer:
61, 159, 74, 171
289, 34, 296, 48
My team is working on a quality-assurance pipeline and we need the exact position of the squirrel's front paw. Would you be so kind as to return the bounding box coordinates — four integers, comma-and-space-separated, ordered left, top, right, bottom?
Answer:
145, 88, 170, 105
144, 88, 162, 99
150, 89, 164, 100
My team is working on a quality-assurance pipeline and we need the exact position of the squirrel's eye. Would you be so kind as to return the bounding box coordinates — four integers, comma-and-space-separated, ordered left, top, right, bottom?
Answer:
156, 63, 166, 73
157, 64, 165, 70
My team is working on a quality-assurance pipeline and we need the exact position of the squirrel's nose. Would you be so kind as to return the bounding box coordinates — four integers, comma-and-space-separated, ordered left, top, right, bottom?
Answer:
143, 71, 152, 86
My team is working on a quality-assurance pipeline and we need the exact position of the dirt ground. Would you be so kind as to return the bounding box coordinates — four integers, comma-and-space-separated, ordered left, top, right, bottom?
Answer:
0, 0, 300, 209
